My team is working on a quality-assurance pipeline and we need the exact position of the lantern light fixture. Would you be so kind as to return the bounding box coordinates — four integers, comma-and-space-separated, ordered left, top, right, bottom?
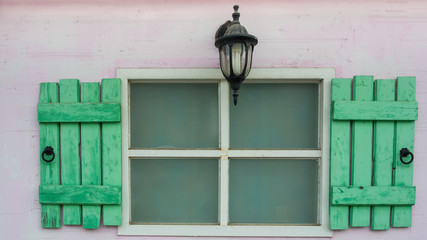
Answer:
215, 5, 258, 105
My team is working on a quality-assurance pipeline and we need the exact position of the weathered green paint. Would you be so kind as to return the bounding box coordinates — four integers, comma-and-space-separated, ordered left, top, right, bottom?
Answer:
331, 186, 415, 205
37, 102, 120, 122
101, 78, 122, 226
39, 185, 121, 205
81, 83, 101, 229
60, 79, 82, 225
392, 77, 416, 227
332, 101, 418, 120
329, 78, 351, 230
39, 83, 61, 228
371, 79, 395, 230
350, 76, 373, 227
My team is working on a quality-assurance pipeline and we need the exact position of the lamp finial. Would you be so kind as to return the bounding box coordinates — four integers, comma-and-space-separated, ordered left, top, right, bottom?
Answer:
232, 5, 240, 22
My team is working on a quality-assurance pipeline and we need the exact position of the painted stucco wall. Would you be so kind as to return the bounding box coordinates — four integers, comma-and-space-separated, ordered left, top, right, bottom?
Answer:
1, 0, 427, 239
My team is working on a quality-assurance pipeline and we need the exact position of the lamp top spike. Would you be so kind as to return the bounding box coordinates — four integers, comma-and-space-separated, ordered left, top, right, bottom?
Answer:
232, 5, 240, 22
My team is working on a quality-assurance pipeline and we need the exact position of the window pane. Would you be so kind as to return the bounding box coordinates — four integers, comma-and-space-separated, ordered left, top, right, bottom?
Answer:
229, 159, 318, 224
230, 83, 318, 149
131, 158, 219, 224
130, 83, 219, 148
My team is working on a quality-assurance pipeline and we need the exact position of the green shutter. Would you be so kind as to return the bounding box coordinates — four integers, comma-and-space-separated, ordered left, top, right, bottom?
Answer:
38, 79, 122, 229
329, 76, 417, 230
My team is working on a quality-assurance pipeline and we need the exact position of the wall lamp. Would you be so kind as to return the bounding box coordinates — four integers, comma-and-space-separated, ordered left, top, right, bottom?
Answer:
215, 5, 258, 105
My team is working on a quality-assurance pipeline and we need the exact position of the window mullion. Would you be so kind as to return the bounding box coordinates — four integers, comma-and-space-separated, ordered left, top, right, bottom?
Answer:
128, 149, 222, 158
219, 79, 230, 150
219, 79, 230, 225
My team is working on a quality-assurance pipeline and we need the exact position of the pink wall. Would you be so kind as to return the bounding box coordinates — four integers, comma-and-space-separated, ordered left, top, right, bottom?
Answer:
1, 0, 427, 239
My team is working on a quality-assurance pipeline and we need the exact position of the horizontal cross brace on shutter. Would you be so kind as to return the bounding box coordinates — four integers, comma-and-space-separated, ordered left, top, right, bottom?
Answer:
39, 185, 121, 205
332, 101, 418, 120
37, 102, 121, 122
331, 186, 415, 206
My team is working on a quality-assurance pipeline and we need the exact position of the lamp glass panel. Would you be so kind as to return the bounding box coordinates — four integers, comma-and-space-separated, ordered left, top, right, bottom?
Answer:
244, 45, 253, 78
231, 43, 245, 76
220, 45, 230, 77
229, 158, 319, 224
130, 83, 219, 148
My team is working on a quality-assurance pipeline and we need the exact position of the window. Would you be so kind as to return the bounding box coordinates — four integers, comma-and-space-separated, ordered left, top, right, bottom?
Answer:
118, 68, 334, 237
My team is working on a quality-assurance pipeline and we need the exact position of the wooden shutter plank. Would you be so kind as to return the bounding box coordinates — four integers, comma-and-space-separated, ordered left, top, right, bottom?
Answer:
101, 78, 122, 226
392, 77, 416, 227
329, 78, 352, 230
38, 102, 120, 122
371, 79, 395, 230
350, 76, 373, 227
81, 83, 101, 229
331, 186, 415, 205
332, 101, 417, 120
39, 83, 61, 228
60, 79, 82, 225
39, 185, 121, 205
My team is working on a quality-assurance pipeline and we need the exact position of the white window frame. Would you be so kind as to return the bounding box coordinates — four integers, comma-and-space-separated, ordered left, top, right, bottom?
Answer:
117, 68, 334, 237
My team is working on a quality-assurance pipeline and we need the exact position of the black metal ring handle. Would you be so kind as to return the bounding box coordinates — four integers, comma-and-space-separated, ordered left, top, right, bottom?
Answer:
42, 146, 55, 162
400, 148, 414, 165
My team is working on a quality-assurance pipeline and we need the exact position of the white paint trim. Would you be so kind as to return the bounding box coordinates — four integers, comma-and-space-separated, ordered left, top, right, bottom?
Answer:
119, 74, 131, 234
319, 73, 332, 231
219, 80, 230, 150
118, 225, 332, 237
117, 68, 335, 80
228, 149, 322, 158
128, 149, 222, 158
117, 68, 334, 237
117, 68, 223, 80
127, 149, 321, 159
219, 155, 229, 226
219, 79, 230, 225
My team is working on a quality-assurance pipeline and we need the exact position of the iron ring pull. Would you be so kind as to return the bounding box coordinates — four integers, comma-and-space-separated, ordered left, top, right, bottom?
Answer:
400, 148, 414, 165
42, 146, 55, 162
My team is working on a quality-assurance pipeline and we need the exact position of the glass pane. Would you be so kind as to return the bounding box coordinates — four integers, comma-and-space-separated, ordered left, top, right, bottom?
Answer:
130, 83, 218, 148
229, 159, 319, 224
230, 83, 318, 149
131, 158, 219, 224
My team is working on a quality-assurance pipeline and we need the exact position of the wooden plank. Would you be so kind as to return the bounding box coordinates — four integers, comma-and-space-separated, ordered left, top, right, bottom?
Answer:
39, 185, 121, 205
371, 79, 395, 230
329, 78, 351, 230
37, 102, 120, 122
101, 78, 122, 226
350, 76, 373, 227
81, 83, 101, 229
332, 101, 417, 120
60, 79, 82, 225
392, 77, 416, 227
39, 83, 61, 228
331, 186, 415, 206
